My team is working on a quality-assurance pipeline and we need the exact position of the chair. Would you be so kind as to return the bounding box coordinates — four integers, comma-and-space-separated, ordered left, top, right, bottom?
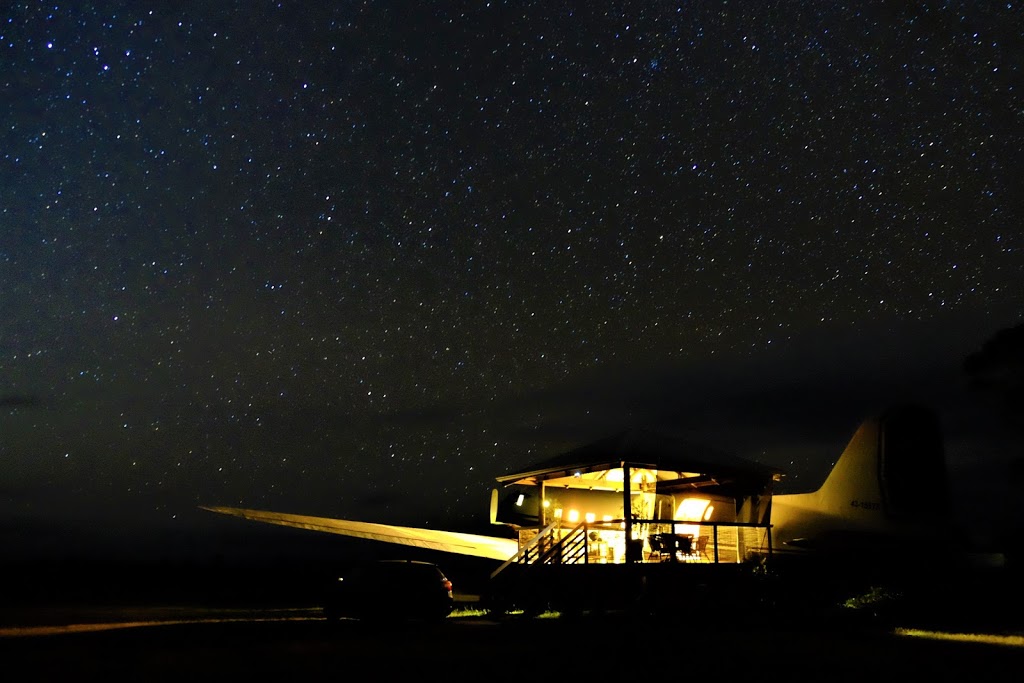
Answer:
647, 534, 667, 562
651, 534, 695, 562
691, 535, 710, 562
673, 534, 692, 559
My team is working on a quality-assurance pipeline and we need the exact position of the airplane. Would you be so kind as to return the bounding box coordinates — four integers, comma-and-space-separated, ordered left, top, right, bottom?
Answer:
769, 403, 952, 557
202, 404, 1000, 611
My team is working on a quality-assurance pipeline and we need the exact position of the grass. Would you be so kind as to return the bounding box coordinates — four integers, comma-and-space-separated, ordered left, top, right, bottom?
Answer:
447, 606, 562, 619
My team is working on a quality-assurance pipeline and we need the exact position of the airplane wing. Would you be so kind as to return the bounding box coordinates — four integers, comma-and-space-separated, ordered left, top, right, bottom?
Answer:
201, 506, 519, 562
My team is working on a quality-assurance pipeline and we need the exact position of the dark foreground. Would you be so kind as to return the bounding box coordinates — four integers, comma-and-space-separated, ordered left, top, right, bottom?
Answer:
4, 548, 1024, 680
2, 605, 1024, 681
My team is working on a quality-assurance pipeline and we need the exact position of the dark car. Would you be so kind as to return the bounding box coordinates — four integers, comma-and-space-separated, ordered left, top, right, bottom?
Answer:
323, 559, 455, 622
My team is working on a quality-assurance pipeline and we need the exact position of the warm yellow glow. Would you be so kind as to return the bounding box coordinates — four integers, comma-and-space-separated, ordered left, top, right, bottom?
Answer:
630, 468, 657, 484
585, 512, 596, 524
703, 505, 714, 521
675, 498, 712, 538
896, 628, 1024, 649
602, 515, 613, 522
567, 509, 579, 523
515, 494, 525, 507
675, 498, 711, 521
553, 508, 563, 519
543, 499, 551, 508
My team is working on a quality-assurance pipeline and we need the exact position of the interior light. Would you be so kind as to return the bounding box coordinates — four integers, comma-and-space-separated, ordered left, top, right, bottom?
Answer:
676, 498, 712, 521
567, 509, 579, 523
515, 494, 525, 507
630, 468, 658, 484
703, 505, 714, 521
553, 508, 563, 519
675, 498, 712, 538
543, 499, 551, 508
585, 512, 596, 524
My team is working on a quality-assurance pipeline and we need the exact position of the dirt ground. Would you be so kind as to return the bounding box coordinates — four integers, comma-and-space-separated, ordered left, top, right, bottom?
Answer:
2, 606, 1024, 681
4, 553, 1024, 680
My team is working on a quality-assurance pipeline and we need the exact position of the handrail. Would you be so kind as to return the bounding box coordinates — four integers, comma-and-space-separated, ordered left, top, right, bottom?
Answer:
492, 518, 772, 577
489, 519, 561, 579
564, 532, 588, 564
546, 522, 588, 565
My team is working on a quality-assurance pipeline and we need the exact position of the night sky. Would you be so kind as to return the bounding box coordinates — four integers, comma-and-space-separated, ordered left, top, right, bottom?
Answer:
3, 2, 1023, 562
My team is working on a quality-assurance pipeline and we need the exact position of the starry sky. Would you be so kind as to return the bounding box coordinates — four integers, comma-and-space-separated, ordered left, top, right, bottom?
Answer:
2, 2, 1023, 562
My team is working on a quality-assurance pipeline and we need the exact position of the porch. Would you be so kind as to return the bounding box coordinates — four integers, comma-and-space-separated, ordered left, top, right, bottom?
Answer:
492, 517, 772, 579
483, 519, 772, 616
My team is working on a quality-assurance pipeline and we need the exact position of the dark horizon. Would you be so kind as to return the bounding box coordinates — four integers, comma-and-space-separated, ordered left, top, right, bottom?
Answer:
6, 314, 1024, 568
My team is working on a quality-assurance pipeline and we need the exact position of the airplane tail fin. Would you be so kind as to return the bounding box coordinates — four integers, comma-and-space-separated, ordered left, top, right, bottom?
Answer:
877, 404, 952, 521
771, 404, 952, 550
815, 403, 951, 522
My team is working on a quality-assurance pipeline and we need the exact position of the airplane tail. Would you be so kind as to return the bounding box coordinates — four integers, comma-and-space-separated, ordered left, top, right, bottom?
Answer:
770, 404, 952, 551
822, 403, 950, 521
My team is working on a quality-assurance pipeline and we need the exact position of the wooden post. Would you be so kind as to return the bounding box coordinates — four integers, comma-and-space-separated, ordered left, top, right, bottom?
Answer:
623, 464, 635, 562
539, 481, 546, 527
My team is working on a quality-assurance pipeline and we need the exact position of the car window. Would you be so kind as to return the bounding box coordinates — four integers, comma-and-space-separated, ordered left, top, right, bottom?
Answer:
342, 561, 447, 588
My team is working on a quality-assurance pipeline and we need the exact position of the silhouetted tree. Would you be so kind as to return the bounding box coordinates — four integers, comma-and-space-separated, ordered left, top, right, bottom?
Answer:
964, 322, 1024, 427
965, 323, 1024, 568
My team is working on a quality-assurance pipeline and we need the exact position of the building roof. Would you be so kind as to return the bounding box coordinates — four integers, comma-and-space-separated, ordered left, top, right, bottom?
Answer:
496, 428, 785, 492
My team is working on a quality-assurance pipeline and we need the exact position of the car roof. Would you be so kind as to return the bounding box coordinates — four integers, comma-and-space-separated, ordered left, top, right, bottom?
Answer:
346, 559, 446, 574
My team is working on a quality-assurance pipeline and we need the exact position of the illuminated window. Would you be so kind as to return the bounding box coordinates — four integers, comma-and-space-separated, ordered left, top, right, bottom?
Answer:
675, 498, 712, 538
675, 498, 711, 521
